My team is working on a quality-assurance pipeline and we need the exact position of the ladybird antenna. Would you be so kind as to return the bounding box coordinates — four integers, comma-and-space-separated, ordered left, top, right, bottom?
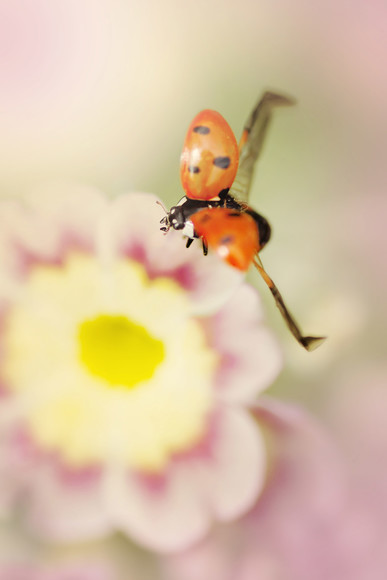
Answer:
253, 254, 326, 351
156, 200, 168, 215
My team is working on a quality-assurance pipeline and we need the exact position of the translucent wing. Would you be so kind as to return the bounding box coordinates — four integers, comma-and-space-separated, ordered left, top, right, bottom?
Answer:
229, 91, 295, 203
253, 253, 326, 351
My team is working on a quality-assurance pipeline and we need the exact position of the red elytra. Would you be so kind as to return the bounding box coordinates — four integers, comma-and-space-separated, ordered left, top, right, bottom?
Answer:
180, 110, 239, 201
191, 208, 260, 271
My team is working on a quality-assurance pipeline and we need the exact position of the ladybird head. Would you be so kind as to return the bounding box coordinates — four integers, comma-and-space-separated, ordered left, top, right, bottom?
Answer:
160, 204, 186, 232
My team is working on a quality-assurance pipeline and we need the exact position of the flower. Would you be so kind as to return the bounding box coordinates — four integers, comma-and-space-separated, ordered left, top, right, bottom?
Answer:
166, 387, 387, 580
165, 397, 348, 580
0, 185, 282, 551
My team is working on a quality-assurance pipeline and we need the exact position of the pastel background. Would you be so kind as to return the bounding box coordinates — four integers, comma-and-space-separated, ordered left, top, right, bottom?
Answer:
1, 0, 386, 578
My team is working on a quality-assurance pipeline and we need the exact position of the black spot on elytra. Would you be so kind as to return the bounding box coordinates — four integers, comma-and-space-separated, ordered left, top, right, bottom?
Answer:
198, 214, 212, 224
227, 211, 242, 218
193, 125, 210, 135
213, 156, 231, 169
220, 235, 234, 245
188, 165, 200, 174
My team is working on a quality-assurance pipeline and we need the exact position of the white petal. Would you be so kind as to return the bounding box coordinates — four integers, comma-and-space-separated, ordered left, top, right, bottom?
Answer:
24, 462, 112, 541
205, 285, 283, 403
108, 464, 211, 552
3, 185, 107, 258
208, 408, 266, 520
107, 408, 265, 551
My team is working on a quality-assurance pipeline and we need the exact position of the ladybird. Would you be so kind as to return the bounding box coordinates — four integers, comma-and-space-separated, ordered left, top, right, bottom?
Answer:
160, 92, 326, 351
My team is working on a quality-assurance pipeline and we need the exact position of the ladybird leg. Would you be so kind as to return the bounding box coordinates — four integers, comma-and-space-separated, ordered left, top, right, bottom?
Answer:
159, 216, 170, 233
202, 239, 208, 256
253, 254, 326, 352
186, 237, 194, 249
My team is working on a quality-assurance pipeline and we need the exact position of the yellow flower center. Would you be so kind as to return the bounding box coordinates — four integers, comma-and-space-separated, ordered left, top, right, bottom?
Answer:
78, 315, 164, 388
3, 252, 216, 472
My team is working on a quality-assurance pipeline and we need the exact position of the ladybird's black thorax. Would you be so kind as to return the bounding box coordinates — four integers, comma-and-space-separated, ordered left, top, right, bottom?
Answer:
166, 198, 214, 230
166, 190, 243, 231
179, 197, 219, 221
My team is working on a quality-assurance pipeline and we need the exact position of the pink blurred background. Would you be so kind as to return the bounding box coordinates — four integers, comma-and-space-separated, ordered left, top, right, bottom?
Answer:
1, 0, 386, 577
